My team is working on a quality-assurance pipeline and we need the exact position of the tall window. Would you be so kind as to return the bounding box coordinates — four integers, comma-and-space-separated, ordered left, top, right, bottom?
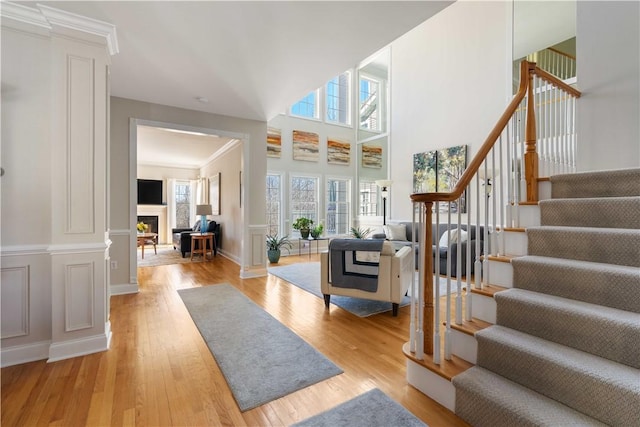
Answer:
291, 90, 319, 119
359, 77, 380, 131
359, 180, 379, 216
266, 173, 282, 236
326, 71, 351, 125
326, 178, 350, 235
290, 176, 318, 233
175, 180, 191, 228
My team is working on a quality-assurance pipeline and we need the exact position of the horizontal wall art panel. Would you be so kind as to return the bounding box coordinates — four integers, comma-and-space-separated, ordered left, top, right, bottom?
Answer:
292, 130, 319, 162
327, 138, 350, 165
267, 127, 281, 158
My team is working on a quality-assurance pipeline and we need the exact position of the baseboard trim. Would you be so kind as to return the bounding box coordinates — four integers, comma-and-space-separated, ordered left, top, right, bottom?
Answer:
110, 283, 139, 296
0, 340, 50, 367
48, 322, 112, 363
240, 265, 267, 279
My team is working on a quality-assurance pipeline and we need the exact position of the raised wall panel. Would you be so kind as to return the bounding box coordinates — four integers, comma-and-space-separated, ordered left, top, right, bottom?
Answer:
64, 262, 94, 331
66, 54, 95, 234
1, 266, 30, 338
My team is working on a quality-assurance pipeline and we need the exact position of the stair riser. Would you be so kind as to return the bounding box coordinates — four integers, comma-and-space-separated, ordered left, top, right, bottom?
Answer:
513, 204, 540, 228
540, 197, 640, 229
512, 257, 640, 313
476, 334, 640, 426
495, 292, 640, 369
527, 228, 640, 267
487, 259, 513, 288
406, 360, 456, 412
471, 293, 496, 323
502, 230, 527, 256
451, 329, 477, 364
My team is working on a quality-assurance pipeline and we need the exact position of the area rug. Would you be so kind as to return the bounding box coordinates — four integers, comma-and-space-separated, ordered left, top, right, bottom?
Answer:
137, 244, 193, 267
292, 388, 427, 427
178, 284, 343, 411
268, 262, 461, 317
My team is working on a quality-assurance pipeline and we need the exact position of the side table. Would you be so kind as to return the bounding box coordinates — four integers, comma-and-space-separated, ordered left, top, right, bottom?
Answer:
190, 232, 215, 261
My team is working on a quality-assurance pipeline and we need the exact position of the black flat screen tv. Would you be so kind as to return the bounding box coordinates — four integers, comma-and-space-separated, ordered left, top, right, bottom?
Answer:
137, 179, 163, 205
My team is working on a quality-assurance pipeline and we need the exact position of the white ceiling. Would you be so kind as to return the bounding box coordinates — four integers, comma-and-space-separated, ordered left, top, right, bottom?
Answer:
14, 1, 454, 167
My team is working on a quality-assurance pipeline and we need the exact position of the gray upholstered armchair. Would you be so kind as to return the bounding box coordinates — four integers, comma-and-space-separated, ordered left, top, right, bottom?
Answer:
320, 239, 413, 316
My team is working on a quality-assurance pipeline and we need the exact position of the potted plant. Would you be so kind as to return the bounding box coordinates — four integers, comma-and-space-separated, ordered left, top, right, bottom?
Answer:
292, 217, 313, 239
350, 226, 372, 239
310, 223, 324, 239
266, 234, 292, 264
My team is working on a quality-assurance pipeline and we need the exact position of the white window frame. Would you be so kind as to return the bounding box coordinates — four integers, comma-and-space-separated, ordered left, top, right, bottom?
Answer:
266, 172, 284, 237
325, 70, 352, 127
325, 176, 351, 236
289, 174, 320, 236
290, 89, 320, 120
359, 73, 386, 133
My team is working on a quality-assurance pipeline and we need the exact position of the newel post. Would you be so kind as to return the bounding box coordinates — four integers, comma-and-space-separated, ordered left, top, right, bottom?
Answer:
524, 61, 539, 202
423, 202, 434, 355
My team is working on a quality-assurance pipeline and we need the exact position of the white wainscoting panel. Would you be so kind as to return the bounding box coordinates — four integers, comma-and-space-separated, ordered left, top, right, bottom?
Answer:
65, 262, 95, 331
1, 266, 30, 338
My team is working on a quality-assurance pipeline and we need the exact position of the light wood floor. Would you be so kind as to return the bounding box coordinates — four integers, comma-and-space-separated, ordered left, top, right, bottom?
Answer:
1, 253, 470, 426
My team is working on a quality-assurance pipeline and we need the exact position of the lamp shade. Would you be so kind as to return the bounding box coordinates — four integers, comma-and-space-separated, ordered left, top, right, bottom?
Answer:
196, 204, 212, 215
375, 179, 393, 189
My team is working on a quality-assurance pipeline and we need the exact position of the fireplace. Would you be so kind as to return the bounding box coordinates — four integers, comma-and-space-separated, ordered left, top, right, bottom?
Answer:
137, 216, 158, 234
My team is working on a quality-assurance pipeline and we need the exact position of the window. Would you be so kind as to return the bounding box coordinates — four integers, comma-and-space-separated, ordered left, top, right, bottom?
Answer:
359, 77, 380, 131
326, 178, 350, 235
359, 180, 379, 216
175, 180, 191, 228
290, 176, 318, 234
291, 90, 319, 119
266, 173, 282, 236
326, 71, 351, 125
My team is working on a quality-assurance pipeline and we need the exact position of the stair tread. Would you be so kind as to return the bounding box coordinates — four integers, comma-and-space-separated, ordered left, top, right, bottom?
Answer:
453, 366, 607, 427
448, 317, 492, 336
477, 325, 640, 389
402, 342, 472, 381
496, 289, 640, 368
470, 284, 508, 297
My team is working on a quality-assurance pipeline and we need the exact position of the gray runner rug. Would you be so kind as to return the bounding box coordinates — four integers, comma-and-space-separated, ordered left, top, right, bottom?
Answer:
292, 388, 427, 427
178, 284, 343, 411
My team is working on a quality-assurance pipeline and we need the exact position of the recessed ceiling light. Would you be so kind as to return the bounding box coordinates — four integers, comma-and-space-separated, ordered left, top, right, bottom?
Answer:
196, 96, 209, 103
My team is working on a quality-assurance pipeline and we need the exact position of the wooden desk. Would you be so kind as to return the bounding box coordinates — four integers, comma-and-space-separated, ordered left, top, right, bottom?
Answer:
137, 233, 158, 259
190, 232, 215, 261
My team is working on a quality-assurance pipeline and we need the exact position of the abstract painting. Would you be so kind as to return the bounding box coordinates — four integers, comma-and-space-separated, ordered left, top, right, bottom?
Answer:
292, 130, 319, 162
413, 145, 467, 212
327, 138, 350, 165
361, 144, 382, 168
267, 127, 281, 158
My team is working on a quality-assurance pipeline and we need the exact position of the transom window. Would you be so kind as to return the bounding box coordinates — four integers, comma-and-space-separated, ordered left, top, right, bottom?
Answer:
291, 90, 319, 119
326, 71, 351, 125
290, 176, 318, 234
326, 178, 350, 235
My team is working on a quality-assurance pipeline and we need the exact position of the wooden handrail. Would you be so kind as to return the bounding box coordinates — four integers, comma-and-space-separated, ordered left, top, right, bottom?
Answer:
408, 60, 582, 357
410, 61, 534, 205
547, 46, 576, 61
534, 66, 582, 98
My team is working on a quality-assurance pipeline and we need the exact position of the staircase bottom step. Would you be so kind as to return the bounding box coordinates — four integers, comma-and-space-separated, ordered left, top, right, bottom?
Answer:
453, 366, 606, 427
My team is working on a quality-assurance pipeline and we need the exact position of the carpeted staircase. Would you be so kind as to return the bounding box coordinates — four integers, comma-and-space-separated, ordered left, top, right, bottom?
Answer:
452, 168, 640, 426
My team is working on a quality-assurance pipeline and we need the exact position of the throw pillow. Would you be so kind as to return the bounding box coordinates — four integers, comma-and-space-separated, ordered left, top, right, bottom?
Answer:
438, 228, 468, 248
384, 224, 408, 241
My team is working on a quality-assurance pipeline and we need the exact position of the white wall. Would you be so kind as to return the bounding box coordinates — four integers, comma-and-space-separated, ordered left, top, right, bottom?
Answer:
200, 143, 243, 261
389, 1, 510, 221
576, 1, 640, 171
267, 114, 357, 237
109, 97, 268, 287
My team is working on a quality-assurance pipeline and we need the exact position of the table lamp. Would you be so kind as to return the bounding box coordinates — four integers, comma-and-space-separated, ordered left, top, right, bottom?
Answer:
196, 204, 212, 234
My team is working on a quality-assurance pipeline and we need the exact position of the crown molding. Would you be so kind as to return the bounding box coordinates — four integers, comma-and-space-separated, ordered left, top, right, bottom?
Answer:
1, 2, 118, 55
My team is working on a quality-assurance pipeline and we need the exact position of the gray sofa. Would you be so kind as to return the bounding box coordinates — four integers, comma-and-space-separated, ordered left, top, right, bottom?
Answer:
372, 222, 484, 277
